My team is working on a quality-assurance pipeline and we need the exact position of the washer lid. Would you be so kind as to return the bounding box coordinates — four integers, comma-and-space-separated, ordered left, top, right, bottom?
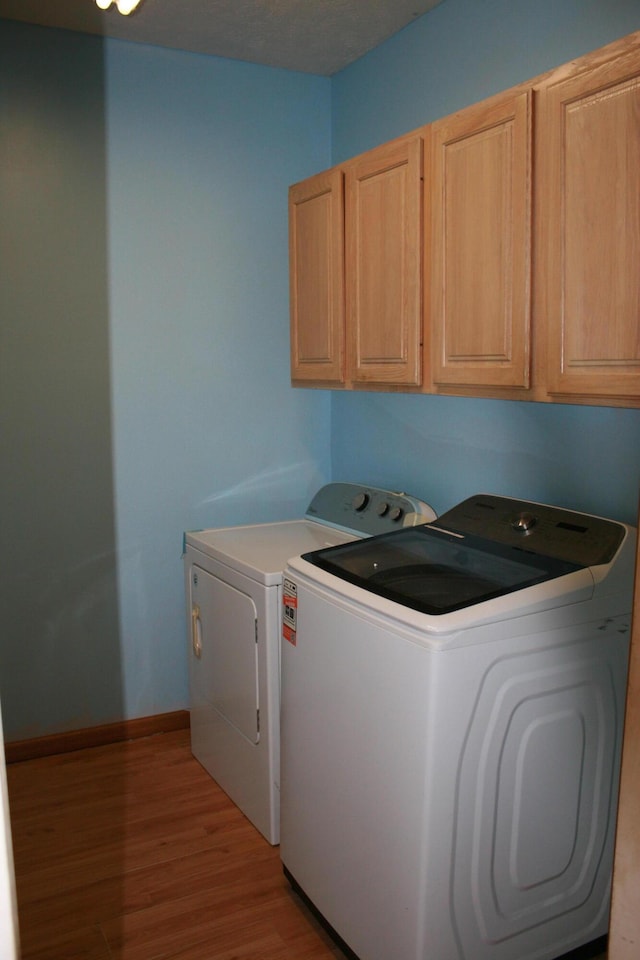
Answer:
301, 523, 585, 616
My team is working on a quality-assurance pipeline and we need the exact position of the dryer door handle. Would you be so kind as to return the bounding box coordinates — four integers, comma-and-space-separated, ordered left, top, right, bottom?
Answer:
191, 604, 202, 658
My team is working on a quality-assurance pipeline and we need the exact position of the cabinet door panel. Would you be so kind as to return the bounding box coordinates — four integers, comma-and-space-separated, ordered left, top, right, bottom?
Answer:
346, 137, 423, 386
431, 91, 532, 389
540, 56, 640, 400
289, 169, 345, 383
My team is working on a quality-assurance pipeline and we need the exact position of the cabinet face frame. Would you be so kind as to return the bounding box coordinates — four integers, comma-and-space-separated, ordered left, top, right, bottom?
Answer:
538, 49, 640, 402
345, 136, 423, 387
289, 168, 345, 385
430, 90, 533, 390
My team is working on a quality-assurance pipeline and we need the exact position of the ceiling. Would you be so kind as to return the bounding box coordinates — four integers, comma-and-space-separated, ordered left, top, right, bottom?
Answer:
0, 0, 443, 76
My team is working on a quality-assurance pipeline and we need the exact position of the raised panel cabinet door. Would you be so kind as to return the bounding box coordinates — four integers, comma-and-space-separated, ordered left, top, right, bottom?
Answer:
346, 136, 423, 386
431, 90, 532, 389
289, 168, 345, 384
539, 49, 640, 402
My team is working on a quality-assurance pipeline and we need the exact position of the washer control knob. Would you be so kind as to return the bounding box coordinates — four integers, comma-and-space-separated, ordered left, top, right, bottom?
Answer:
376, 501, 390, 517
512, 512, 537, 533
389, 506, 404, 522
352, 492, 370, 512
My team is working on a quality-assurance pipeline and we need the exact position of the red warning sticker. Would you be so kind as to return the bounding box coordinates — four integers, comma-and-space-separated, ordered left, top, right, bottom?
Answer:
283, 578, 298, 646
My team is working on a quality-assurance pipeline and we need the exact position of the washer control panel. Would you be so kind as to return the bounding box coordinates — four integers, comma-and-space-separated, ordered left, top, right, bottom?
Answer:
436, 494, 626, 566
306, 482, 436, 537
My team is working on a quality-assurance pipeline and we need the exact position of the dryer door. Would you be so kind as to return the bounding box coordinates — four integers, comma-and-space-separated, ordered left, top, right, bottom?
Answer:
192, 565, 259, 744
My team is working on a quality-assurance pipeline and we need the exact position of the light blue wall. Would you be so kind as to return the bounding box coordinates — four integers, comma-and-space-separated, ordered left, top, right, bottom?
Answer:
330, 0, 640, 525
331, 394, 640, 525
0, 20, 332, 740
332, 0, 640, 159
104, 41, 332, 723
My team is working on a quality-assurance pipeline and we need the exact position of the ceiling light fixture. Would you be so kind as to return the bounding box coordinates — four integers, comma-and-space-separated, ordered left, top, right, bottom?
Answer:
95, 0, 143, 15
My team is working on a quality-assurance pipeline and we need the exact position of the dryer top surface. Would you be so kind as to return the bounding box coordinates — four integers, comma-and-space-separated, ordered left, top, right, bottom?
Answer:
185, 519, 355, 585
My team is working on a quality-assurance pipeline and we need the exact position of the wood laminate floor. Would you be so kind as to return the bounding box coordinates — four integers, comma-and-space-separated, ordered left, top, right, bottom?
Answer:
6, 728, 347, 960
5, 728, 609, 960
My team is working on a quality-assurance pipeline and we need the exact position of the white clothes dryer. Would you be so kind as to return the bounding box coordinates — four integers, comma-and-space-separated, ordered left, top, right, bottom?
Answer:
280, 494, 636, 960
183, 483, 436, 844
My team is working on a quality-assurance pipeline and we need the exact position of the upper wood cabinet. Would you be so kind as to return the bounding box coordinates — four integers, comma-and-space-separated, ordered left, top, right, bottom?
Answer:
346, 136, 424, 386
289, 30, 640, 407
289, 135, 424, 388
537, 45, 640, 403
289, 168, 345, 385
430, 91, 532, 390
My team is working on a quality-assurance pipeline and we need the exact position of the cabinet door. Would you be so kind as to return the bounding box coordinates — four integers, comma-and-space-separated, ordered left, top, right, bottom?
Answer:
289, 168, 345, 384
539, 51, 640, 401
346, 136, 423, 386
431, 91, 532, 389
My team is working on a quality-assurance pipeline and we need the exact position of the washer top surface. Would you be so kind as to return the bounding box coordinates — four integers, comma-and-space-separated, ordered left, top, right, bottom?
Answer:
291, 494, 636, 639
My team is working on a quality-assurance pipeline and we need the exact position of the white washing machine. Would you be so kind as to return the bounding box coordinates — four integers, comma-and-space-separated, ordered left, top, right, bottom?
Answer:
280, 494, 637, 960
183, 483, 436, 844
